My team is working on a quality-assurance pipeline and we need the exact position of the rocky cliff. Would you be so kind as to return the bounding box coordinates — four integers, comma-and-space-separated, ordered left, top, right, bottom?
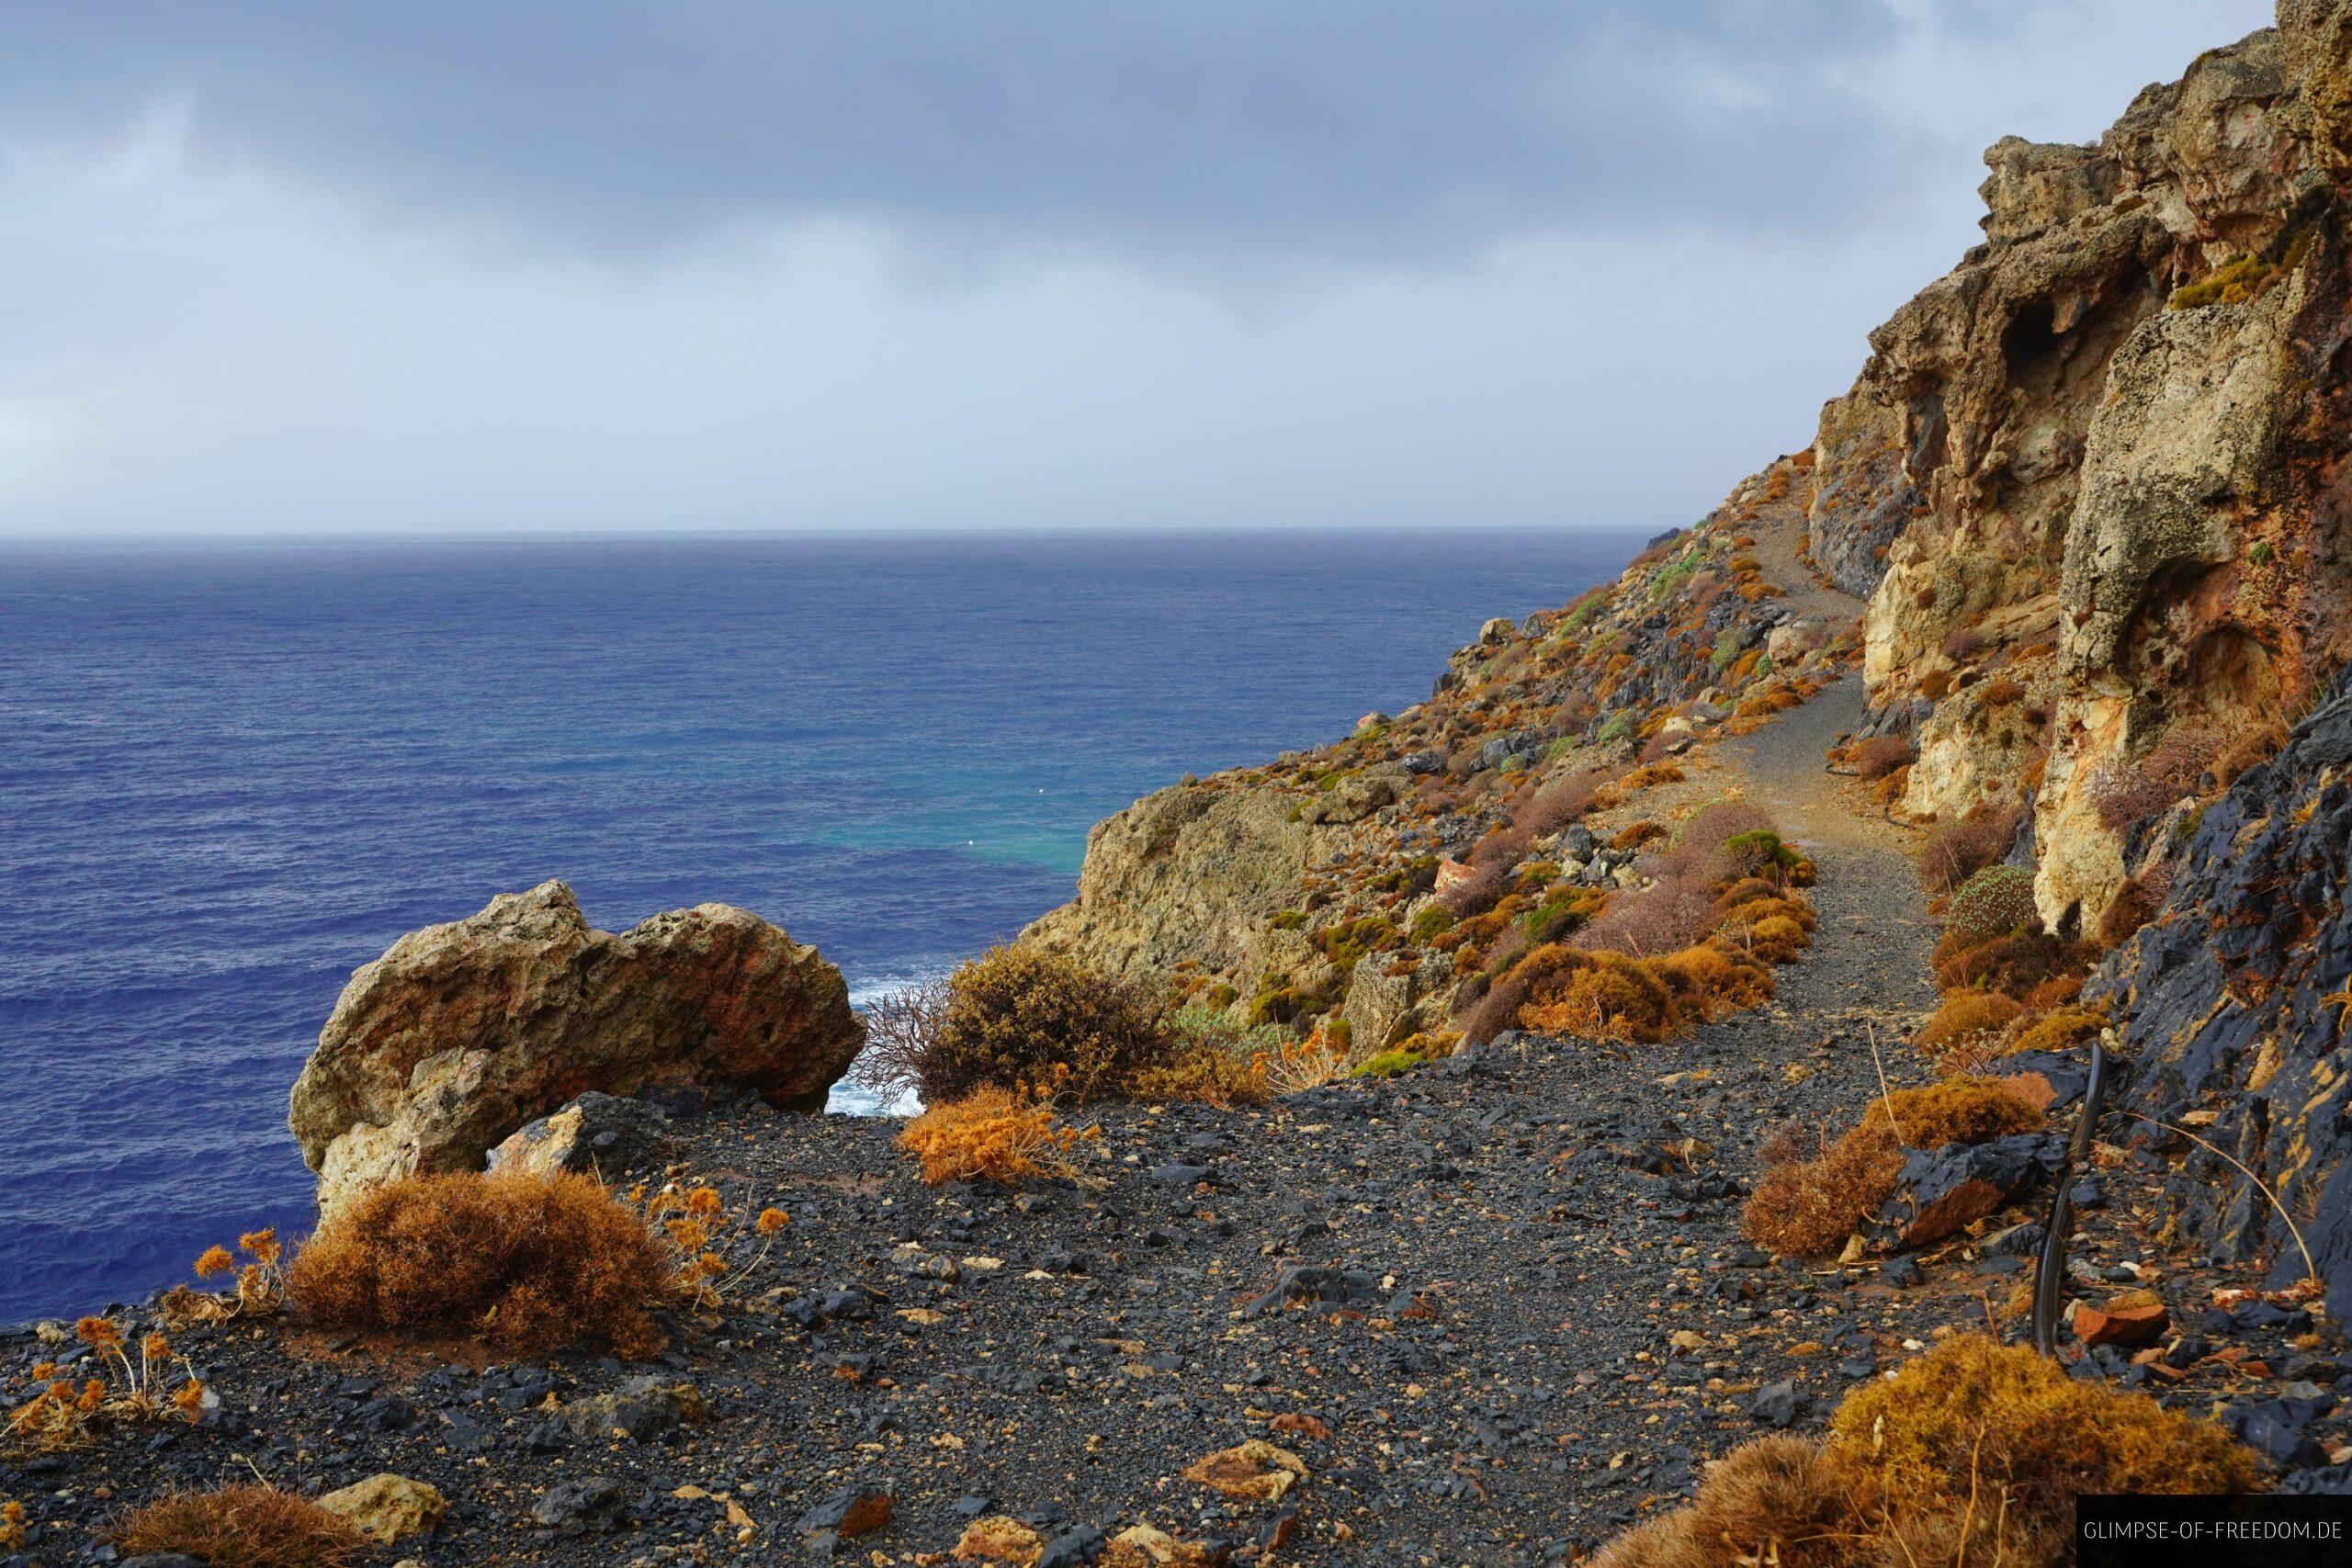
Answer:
1831, 5, 2352, 935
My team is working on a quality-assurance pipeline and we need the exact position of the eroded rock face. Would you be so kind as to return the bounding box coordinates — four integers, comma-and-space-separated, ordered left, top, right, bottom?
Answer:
1833, 8, 2352, 931
1020, 783, 1329, 977
2097, 669, 2352, 1323
288, 881, 861, 1211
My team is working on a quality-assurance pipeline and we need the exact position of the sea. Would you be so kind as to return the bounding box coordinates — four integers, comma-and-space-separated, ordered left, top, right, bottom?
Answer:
0, 527, 1645, 1324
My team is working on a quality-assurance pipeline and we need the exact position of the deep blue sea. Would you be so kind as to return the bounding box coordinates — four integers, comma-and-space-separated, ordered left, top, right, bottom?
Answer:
0, 528, 1643, 1323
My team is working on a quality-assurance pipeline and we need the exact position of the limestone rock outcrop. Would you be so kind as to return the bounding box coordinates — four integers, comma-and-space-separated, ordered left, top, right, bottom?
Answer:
289, 881, 861, 1211
1826, 5, 2352, 932
1020, 782, 1330, 977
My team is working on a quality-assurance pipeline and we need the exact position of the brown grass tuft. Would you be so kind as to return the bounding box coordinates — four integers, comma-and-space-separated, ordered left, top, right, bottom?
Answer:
1744, 1078, 2039, 1256
1914, 990, 2024, 1055
1595, 1337, 2260, 1568
287, 1171, 667, 1357
113, 1485, 368, 1568
899, 1088, 1080, 1186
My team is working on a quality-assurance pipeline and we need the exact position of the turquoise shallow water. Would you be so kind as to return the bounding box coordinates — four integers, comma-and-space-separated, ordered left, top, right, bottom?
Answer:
0, 527, 1645, 1322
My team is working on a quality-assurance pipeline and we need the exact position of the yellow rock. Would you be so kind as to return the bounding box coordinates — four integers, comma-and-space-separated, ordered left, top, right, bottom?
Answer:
315, 1473, 446, 1545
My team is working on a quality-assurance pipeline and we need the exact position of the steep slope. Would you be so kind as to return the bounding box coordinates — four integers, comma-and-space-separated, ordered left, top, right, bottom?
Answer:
1025, 451, 1862, 1047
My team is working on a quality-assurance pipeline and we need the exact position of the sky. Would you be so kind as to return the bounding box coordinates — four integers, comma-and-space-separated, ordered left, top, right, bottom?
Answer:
0, 0, 2277, 538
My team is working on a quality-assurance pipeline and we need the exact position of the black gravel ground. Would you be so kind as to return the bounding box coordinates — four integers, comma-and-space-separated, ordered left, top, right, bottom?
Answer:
6, 681, 2343, 1566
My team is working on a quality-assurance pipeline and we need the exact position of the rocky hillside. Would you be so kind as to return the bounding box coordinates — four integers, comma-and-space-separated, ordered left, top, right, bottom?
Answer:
1024, 447, 1860, 1050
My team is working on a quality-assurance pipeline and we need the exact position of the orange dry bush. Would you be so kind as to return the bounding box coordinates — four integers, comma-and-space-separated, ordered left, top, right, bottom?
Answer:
899, 1089, 1080, 1186
1744, 1079, 2039, 1257
1520, 951, 1682, 1044
1128, 1043, 1271, 1107
287, 1170, 667, 1357
1849, 734, 1914, 780
1830, 1335, 2264, 1551
1591, 1337, 2259, 1568
1914, 990, 2024, 1055
2007, 1005, 2106, 1055
1929, 928, 2081, 998
112, 1485, 368, 1568
1651, 943, 1777, 1017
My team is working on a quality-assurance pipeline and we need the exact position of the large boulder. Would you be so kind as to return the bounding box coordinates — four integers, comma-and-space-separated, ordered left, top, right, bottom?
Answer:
289, 881, 861, 1212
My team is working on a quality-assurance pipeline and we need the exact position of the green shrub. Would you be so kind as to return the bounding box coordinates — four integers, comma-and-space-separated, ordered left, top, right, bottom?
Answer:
1597, 711, 1634, 745
1948, 864, 2040, 943
1268, 909, 1308, 931
1408, 903, 1458, 942
925, 945, 1172, 1101
1352, 1047, 1427, 1078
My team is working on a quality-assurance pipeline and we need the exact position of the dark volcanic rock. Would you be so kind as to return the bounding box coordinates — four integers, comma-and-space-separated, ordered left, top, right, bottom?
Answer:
2098, 667, 2352, 1321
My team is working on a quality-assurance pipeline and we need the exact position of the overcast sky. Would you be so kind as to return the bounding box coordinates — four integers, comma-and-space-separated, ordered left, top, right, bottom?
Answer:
0, 1, 2274, 538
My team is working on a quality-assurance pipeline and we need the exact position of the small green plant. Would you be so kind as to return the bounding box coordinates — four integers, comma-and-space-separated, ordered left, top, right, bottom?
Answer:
1352, 1047, 1427, 1078
1268, 909, 1308, 931
1948, 864, 2040, 942
1597, 711, 1634, 745
2167, 254, 2270, 310
2249, 540, 2276, 565
1409, 903, 1458, 942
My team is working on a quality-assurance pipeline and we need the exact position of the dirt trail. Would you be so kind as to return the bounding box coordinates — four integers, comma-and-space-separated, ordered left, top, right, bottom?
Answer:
1746, 493, 1867, 629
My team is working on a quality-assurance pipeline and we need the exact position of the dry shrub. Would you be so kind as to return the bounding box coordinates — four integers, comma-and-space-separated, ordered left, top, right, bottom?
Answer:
1467, 823, 1535, 870
849, 975, 952, 1105
1611, 820, 1667, 852
1652, 943, 1776, 1016
1930, 928, 2077, 998
1850, 734, 1914, 780
1742, 914, 1813, 964
112, 1485, 368, 1568
2020, 972, 2084, 1010
1592, 1435, 1857, 1568
922, 945, 1171, 1102
1914, 990, 2024, 1055
1455, 967, 1532, 1044
1866, 1076, 2041, 1148
1743, 1126, 1905, 1258
1744, 1078, 2039, 1256
1713, 875, 1782, 912
2088, 725, 2220, 832
1515, 770, 1606, 835
898, 1089, 1080, 1186
2097, 868, 2166, 949
288, 1171, 666, 1356
1521, 952, 1682, 1044
1645, 802, 1776, 880
1128, 1042, 1270, 1107
1917, 807, 2020, 896
1830, 1335, 2264, 1548
2007, 1005, 2107, 1055
1573, 871, 1719, 956
1596, 1337, 2260, 1568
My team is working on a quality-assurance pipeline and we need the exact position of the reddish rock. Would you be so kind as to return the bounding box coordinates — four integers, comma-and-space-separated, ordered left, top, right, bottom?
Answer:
2075, 1290, 2170, 1348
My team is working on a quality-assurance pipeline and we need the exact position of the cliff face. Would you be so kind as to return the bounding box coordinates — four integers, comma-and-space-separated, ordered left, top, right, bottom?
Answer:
1837, 7, 2352, 934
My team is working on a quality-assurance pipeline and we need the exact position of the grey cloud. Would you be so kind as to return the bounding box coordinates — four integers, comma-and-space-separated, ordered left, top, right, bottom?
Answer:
4, 1, 1971, 268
